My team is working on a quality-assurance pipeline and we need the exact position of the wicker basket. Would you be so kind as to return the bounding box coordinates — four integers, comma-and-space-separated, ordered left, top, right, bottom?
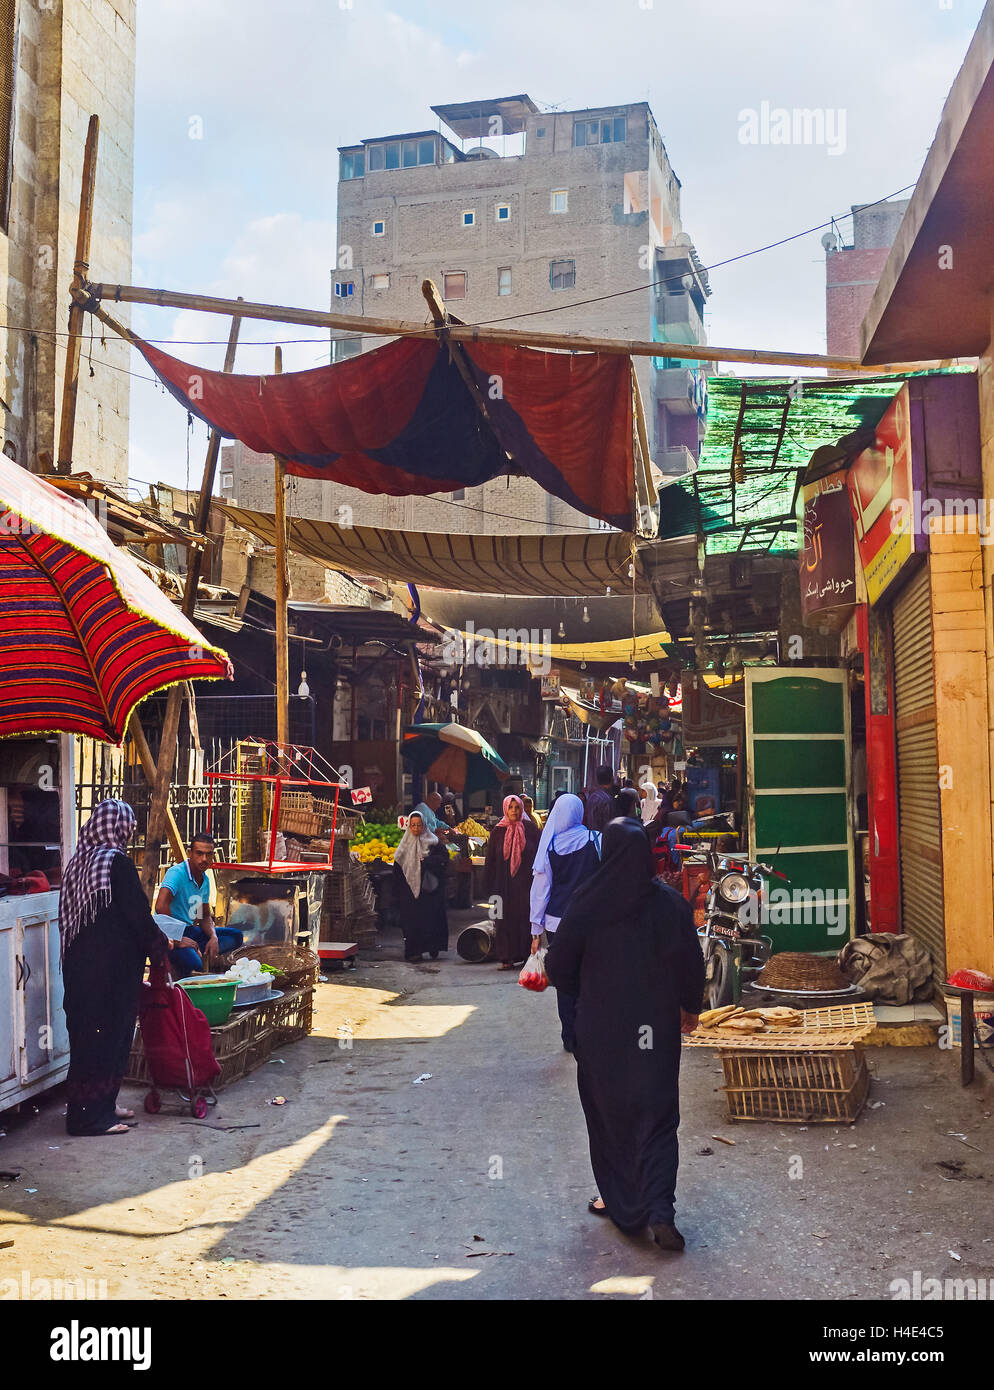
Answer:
127, 984, 314, 1091
720, 1045, 869, 1123
230, 943, 319, 989
757, 952, 850, 992
277, 791, 337, 838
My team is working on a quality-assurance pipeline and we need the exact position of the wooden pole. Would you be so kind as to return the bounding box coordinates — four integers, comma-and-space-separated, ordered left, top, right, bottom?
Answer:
273, 346, 290, 746
56, 115, 100, 474
126, 711, 185, 861
138, 308, 243, 897
83, 279, 956, 376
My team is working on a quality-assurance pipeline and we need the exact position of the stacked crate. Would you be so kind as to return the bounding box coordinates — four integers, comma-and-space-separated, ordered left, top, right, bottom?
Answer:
321, 853, 379, 950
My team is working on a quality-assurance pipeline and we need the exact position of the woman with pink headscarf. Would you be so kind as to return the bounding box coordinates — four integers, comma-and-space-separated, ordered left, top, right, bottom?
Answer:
483, 794, 541, 969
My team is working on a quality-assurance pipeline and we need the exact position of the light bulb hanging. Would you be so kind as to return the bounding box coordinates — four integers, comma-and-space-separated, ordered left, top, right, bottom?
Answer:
297, 670, 310, 699
557, 619, 566, 639
582, 606, 590, 624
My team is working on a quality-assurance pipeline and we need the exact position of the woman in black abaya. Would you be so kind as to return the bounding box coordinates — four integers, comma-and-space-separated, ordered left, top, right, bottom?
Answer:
61, 799, 170, 1136
393, 811, 449, 962
546, 818, 705, 1250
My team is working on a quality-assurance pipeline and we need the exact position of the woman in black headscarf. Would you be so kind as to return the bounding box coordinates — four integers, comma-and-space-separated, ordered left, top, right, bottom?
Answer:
613, 786, 642, 822
546, 818, 705, 1251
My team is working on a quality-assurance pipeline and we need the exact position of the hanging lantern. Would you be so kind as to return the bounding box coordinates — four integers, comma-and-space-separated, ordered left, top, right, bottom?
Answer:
732, 441, 746, 485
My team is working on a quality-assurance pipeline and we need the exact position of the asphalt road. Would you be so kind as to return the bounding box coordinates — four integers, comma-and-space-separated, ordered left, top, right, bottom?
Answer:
1, 911, 992, 1301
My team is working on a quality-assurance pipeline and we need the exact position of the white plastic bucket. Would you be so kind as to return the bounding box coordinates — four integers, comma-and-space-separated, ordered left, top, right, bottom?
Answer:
944, 993, 994, 1047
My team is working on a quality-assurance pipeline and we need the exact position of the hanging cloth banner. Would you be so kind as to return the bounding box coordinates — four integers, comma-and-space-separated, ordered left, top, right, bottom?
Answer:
134, 335, 653, 532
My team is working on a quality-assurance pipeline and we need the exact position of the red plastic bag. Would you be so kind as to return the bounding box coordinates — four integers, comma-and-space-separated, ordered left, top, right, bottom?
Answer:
947, 969, 994, 994
518, 949, 549, 992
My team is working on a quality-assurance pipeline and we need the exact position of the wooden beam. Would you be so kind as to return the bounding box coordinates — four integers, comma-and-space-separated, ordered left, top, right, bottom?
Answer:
83, 279, 956, 377
126, 711, 184, 861
56, 116, 99, 474
139, 306, 243, 897
273, 346, 290, 746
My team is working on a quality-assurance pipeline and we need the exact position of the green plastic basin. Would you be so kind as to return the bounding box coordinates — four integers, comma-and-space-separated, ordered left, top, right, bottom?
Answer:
177, 975, 237, 1026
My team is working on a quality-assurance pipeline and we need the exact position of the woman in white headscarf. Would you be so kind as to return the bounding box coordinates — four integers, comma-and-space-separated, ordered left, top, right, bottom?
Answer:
393, 810, 450, 962
529, 793, 601, 1052
640, 779, 660, 827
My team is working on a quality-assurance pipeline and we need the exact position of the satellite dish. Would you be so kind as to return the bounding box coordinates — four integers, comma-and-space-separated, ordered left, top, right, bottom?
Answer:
821, 230, 839, 252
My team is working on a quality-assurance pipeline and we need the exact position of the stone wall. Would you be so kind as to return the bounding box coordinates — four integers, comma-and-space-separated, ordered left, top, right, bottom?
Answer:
2, 0, 134, 482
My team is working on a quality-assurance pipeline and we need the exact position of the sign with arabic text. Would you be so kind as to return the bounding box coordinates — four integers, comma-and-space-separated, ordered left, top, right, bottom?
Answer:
800, 466, 857, 630
847, 384, 915, 606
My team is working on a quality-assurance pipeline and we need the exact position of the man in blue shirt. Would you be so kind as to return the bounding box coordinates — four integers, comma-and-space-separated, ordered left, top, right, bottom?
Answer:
155, 833, 243, 979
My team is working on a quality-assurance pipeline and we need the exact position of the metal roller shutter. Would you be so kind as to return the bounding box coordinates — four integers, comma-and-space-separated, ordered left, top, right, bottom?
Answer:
892, 566, 945, 976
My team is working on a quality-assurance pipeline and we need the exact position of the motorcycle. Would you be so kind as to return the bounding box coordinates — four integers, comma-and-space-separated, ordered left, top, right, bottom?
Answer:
678, 844, 788, 1010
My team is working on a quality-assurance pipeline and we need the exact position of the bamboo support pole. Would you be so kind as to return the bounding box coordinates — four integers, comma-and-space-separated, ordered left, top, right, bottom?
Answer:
273, 346, 290, 746
56, 116, 100, 474
83, 279, 955, 376
138, 308, 243, 897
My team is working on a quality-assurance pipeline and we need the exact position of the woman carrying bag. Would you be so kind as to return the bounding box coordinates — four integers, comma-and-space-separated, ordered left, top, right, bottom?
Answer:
528, 793, 601, 1053
393, 810, 449, 963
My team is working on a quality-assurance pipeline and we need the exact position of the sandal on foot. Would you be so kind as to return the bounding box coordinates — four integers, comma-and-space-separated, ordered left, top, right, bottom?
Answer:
588, 1198, 608, 1217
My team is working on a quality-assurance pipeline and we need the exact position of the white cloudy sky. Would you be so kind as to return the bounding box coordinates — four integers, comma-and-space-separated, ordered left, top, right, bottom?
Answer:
127, 0, 986, 491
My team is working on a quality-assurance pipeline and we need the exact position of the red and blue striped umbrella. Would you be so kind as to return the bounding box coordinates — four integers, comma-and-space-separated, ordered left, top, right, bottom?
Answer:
0, 459, 231, 743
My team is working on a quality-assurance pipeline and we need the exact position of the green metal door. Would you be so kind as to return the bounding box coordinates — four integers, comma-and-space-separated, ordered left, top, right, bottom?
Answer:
745, 668, 853, 952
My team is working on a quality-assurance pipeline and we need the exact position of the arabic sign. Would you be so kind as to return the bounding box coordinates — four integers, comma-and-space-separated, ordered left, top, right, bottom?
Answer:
800, 466, 857, 630
847, 384, 915, 605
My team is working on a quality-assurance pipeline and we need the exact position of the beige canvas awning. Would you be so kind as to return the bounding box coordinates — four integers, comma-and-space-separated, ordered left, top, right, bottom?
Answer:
222, 505, 651, 597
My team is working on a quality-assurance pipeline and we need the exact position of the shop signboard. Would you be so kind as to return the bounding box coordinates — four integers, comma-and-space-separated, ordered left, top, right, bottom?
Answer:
800, 466, 857, 629
540, 669, 561, 700
847, 384, 918, 605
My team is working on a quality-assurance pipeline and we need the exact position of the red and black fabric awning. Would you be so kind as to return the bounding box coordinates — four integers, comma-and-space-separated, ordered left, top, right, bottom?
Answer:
135, 334, 655, 532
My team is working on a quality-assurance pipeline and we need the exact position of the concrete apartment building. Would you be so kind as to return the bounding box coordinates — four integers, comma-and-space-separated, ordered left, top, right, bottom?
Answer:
824, 198, 909, 362
225, 94, 710, 537
0, 0, 135, 485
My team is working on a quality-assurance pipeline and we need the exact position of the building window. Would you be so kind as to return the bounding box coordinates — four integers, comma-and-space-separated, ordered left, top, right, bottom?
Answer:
536, 127, 546, 138
443, 271, 467, 300
369, 273, 390, 291
551, 188, 568, 213
462, 209, 476, 226
550, 259, 575, 291
220, 473, 234, 491
497, 267, 512, 297
366, 137, 435, 172
495, 203, 510, 222
451, 489, 466, 501
371, 219, 385, 236
339, 150, 365, 180
573, 116, 627, 147
332, 337, 362, 363
334, 280, 355, 298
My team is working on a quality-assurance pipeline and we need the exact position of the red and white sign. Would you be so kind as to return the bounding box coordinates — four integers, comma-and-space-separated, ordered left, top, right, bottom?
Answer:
350, 786, 373, 804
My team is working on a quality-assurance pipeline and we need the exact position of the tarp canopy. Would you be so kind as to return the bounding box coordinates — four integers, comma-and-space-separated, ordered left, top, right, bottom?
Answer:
137, 334, 657, 533
222, 505, 653, 597
659, 373, 955, 554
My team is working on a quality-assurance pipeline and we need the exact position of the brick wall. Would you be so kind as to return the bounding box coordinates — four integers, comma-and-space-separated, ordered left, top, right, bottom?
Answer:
825, 246, 891, 360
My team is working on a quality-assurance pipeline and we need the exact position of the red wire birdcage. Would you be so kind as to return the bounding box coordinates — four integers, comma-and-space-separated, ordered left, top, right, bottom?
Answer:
204, 740, 349, 873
